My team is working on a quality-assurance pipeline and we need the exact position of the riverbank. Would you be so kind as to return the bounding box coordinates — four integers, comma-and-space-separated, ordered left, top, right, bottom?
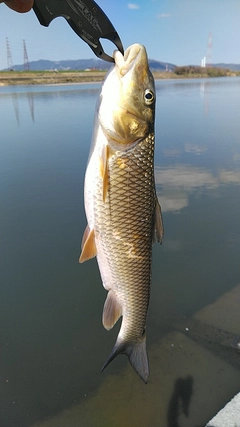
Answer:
0, 70, 107, 86
0, 69, 239, 86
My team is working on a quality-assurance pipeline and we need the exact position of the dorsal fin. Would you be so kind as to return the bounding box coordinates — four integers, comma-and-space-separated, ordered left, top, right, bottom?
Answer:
79, 225, 97, 263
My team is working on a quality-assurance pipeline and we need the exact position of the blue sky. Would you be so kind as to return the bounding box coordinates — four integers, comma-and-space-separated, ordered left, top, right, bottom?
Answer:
0, 0, 240, 70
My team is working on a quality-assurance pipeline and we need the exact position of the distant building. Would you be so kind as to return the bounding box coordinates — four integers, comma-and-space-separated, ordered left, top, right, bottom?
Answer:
201, 56, 206, 68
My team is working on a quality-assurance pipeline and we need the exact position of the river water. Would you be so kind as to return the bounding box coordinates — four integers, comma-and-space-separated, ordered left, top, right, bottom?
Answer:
1, 77, 240, 427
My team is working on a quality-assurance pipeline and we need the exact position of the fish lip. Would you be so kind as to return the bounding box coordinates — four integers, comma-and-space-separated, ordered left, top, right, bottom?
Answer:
113, 44, 144, 77
111, 44, 151, 121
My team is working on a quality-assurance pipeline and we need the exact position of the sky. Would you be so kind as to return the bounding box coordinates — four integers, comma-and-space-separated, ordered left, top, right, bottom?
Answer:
0, 0, 240, 70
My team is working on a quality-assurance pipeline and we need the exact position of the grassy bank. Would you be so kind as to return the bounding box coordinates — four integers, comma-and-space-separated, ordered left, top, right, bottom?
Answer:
0, 68, 239, 86
0, 70, 107, 86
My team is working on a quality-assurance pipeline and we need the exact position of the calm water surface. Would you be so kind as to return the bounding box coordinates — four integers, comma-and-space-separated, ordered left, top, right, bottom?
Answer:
1, 78, 240, 427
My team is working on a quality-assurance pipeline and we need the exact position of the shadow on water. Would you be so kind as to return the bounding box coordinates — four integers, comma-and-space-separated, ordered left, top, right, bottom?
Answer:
167, 375, 194, 427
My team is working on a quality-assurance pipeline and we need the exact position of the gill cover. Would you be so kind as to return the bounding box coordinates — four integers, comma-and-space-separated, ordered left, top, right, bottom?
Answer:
99, 44, 155, 150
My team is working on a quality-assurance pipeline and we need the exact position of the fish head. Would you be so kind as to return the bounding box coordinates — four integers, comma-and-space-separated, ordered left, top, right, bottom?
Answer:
99, 43, 155, 150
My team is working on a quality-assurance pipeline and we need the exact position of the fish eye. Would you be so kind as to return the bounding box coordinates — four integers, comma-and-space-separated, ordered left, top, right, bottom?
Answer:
144, 89, 154, 105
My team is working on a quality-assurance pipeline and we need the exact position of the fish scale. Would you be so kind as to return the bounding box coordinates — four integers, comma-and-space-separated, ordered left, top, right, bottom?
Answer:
95, 136, 155, 338
80, 44, 163, 383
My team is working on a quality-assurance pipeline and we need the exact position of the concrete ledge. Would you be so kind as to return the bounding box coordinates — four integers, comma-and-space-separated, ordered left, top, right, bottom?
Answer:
206, 392, 240, 426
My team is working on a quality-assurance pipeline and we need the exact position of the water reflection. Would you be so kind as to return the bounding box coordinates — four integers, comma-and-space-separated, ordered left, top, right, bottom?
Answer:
4, 89, 35, 125
27, 91, 35, 122
0, 78, 240, 427
155, 165, 240, 213
11, 92, 20, 126
184, 142, 207, 155
0, 83, 100, 126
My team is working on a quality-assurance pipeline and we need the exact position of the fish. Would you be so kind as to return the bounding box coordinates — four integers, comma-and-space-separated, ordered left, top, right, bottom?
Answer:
79, 43, 163, 383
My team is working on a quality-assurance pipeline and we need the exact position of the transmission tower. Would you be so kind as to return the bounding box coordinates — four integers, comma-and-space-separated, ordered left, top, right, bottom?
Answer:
6, 37, 14, 71
206, 32, 212, 67
23, 39, 30, 71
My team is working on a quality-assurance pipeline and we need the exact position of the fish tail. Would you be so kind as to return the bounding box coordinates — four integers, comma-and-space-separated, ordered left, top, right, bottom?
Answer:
102, 334, 149, 384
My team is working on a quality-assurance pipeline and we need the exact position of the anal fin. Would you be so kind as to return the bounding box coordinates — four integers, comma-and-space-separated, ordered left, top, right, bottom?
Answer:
102, 290, 122, 330
79, 225, 97, 263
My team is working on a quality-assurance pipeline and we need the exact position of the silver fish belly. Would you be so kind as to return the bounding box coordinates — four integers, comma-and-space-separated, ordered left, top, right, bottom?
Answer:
79, 44, 163, 383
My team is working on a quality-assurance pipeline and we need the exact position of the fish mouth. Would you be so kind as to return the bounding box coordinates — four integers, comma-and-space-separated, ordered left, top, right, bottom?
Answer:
101, 43, 153, 148
113, 44, 147, 78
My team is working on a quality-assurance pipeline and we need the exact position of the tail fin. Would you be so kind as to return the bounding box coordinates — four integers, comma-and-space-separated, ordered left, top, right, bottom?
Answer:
102, 335, 149, 384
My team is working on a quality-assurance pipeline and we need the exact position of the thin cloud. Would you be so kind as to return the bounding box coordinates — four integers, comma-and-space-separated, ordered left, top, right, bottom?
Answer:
157, 13, 171, 18
155, 164, 240, 213
127, 3, 140, 9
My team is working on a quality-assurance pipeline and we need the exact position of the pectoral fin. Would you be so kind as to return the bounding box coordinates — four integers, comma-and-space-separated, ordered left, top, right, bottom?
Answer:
102, 290, 122, 330
99, 145, 109, 203
153, 198, 164, 244
79, 225, 97, 263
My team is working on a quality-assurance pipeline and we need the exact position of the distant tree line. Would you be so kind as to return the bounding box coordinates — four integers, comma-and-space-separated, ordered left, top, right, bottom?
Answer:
173, 65, 236, 77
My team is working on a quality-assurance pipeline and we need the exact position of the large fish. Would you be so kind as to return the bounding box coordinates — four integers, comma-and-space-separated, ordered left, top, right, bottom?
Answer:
79, 43, 163, 383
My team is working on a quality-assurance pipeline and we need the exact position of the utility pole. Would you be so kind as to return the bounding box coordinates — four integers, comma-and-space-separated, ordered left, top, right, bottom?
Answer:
6, 37, 14, 71
23, 39, 30, 71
